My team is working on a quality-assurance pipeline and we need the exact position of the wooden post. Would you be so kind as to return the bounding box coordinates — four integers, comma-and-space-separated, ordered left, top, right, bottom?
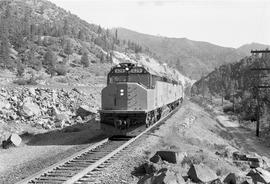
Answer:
232, 81, 235, 113
256, 85, 260, 137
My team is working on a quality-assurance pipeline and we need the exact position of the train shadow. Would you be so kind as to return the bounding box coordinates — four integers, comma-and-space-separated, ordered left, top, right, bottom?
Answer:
23, 119, 107, 146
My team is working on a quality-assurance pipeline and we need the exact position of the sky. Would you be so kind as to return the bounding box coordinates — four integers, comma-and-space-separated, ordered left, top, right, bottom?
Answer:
49, 0, 270, 48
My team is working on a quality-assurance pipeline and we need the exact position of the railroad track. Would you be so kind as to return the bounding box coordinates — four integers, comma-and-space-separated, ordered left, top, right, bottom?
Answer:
17, 106, 180, 184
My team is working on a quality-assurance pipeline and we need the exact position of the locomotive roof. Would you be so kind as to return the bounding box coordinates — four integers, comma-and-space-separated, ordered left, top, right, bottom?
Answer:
111, 61, 183, 84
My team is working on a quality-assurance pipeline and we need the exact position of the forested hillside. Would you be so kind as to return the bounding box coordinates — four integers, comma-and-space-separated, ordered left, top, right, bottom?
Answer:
191, 52, 270, 121
0, 0, 144, 78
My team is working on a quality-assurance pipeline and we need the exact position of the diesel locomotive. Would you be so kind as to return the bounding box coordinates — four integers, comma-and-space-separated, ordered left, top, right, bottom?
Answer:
99, 62, 184, 135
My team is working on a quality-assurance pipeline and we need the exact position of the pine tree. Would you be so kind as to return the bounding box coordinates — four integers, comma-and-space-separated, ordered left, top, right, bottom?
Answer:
16, 59, 25, 77
63, 18, 70, 35
0, 21, 10, 69
114, 29, 119, 45
115, 29, 118, 40
64, 40, 73, 61
43, 49, 57, 75
97, 25, 102, 34
81, 52, 89, 67
78, 30, 85, 40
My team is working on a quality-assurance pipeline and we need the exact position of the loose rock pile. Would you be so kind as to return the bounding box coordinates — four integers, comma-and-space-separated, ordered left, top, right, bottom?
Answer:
136, 150, 270, 184
0, 86, 98, 145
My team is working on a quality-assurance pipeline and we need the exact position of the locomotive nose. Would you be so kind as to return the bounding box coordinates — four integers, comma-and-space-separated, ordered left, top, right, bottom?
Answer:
101, 83, 128, 110
102, 83, 147, 111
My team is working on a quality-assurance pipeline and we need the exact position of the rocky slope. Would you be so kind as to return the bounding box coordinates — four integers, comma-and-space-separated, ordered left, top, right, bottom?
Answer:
0, 85, 101, 143
112, 28, 270, 80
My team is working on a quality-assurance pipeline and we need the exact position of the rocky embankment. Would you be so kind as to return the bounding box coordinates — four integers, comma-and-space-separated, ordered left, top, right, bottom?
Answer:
0, 86, 100, 145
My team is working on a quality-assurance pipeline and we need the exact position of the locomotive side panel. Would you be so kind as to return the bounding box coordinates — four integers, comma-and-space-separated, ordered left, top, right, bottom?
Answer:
127, 83, 148, 111
155, 81, 179, 108
147, 89, 155, 111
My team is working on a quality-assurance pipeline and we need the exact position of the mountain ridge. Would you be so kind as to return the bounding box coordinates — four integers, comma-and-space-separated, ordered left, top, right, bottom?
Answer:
112, 27, 270, 79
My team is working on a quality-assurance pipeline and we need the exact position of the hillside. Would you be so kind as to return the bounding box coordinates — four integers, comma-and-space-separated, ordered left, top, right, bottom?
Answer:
0, 0, 148, 79
113, 28, 270, 79
237, 42, 270, 56
191, 52, 270, 123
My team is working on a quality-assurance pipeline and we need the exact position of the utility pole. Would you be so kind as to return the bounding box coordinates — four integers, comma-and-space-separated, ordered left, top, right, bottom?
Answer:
250, 49, 270, 137
232, 80, 235, 113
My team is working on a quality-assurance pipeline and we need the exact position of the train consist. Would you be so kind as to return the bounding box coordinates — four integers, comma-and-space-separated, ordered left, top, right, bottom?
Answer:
99, 62, 184, 135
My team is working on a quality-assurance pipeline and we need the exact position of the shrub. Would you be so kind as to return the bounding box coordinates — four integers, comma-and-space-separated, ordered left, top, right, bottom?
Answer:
13, 78, 38, 86
55, 64, 69, 76
223, 104, 234, 113
43, 49, 57, 67
16, 62, 25, 77
31, 60, 43, 71
56, 77, 68, 83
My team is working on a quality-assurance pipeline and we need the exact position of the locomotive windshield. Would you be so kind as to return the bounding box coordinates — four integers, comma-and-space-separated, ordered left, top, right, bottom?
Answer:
108, 66, 150, 88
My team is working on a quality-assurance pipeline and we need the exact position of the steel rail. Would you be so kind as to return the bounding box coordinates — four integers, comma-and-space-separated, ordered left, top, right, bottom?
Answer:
16, 139, 109, 184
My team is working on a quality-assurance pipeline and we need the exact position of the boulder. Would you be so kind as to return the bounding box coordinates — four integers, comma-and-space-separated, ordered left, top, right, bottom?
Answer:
162, 171, 178, 184
211, 179, 223, 184
55, 120, 66, 128
28, 88, 36, 96
241, 178, 254, 184
21, 100, 40, 117
150, 154, 162, 164
143, 163, 158, 175
2, 140, 10, 149
152, 172, 167, 184
154, 151, 183, 164
43, 123, 52, 130
52, 105, 59, 116
137, 174, 154, 184
137, 169, 179, 184
233, 151, 248, 161
8, 134, 22, 146
76, 105, 95, 119
223, 173, 237, 184
246, 157, 261, 168
75, 116, 83, 124
247, 168, 270, 184
176, 173, 186, 184
187, 164, 218, 183
55, 113, 70, 122
0, 100, 11, 110
2, 133, 22, 149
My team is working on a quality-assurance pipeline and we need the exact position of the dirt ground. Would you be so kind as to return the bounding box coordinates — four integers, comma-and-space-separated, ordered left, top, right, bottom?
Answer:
96, 100, 270, 183
0, 120, 105, 184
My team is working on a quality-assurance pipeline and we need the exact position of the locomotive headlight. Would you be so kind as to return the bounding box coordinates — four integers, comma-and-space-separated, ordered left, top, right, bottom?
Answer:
120, 89, 124, 96
125, 67, 129, 71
